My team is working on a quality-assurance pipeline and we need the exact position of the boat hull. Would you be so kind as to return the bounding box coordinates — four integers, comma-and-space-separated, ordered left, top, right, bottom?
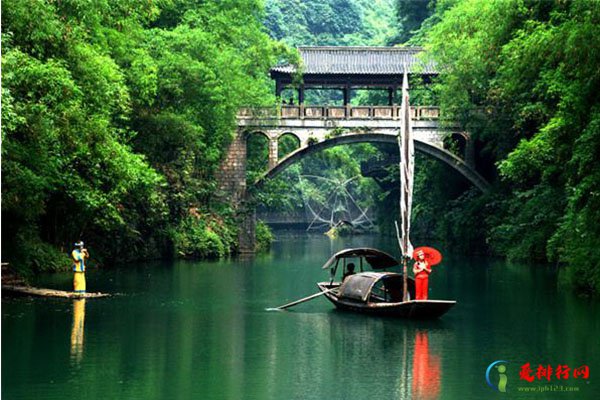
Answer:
317, 282, 455, 319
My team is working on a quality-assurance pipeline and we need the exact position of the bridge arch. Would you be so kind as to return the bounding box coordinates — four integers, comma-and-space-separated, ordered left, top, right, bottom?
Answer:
253, 133, 489, 192
277, 132, 301, 159
245, 129, 270, 159
244, 129, 271, 139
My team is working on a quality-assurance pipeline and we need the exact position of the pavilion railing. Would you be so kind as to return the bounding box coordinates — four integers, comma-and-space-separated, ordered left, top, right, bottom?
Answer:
237, 105, 441, 120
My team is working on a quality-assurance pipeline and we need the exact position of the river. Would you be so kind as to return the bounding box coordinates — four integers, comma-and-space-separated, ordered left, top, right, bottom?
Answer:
2, 232, 599, 399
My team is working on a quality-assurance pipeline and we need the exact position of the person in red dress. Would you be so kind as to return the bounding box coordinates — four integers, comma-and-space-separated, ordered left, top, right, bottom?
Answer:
413, 249, 432, 300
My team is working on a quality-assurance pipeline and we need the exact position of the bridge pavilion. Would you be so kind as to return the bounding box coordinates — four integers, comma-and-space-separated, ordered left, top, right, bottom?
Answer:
270, 46, 437, 106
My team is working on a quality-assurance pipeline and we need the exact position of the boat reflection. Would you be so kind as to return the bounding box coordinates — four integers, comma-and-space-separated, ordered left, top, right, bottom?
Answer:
70, 299, 86, 363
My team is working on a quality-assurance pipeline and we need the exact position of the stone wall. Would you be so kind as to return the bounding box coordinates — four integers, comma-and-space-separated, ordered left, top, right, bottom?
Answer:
216, 130, 247, 207
216, 130, 256, 253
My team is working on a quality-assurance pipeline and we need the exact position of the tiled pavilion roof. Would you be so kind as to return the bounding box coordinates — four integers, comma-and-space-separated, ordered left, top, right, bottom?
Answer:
271, 46, 437, 76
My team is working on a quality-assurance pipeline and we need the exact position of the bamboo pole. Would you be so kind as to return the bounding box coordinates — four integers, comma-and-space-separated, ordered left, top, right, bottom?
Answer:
270, 288, 336, 310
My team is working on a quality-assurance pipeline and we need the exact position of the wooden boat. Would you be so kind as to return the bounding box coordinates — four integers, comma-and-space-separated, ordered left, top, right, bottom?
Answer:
316, 248, 455, 319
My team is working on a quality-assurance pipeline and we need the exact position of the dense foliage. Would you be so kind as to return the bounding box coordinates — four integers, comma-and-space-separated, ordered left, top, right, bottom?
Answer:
264, 0, 396, 46
2, 0, 288, 275
389, 0, 436, 45
420, 0, 600, 294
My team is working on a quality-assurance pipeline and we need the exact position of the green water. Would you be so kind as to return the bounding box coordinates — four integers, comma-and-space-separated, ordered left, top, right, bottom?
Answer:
3, 233, 599, 399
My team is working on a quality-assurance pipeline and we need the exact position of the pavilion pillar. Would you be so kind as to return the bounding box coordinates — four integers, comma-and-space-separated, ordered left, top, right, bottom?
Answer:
343, 84, 351, 118
388, 86, 396, 106
343, 85, 350, 105
275, 79, 283, 98
298, 84, 305, 104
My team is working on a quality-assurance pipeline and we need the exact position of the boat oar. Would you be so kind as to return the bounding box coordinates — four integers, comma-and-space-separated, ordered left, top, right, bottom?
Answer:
267, 288, 336, 311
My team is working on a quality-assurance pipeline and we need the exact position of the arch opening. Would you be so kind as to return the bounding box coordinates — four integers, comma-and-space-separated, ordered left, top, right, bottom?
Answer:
443, 132, 468, 160
277, 132, 301, 160
246, 130, 270, 182
253, 133, 488, 192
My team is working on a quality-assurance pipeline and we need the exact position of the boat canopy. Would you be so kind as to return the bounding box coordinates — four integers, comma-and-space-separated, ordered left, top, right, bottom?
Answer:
338, 272, 382, 302
338, 272, 412, 302
321, 248, 400, 270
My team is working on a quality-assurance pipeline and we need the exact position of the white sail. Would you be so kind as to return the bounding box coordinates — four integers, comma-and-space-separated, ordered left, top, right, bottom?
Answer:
398, 70, 415, 258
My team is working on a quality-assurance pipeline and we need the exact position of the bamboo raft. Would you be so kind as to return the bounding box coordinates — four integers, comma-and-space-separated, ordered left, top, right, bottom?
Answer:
2, 285, 110, 299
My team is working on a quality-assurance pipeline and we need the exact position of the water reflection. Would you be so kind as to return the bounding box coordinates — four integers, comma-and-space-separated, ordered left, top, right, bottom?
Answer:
321, 311, 446, 400
70, 299, 86, 363
3, 233, 600, 400
412, 331, 440, 400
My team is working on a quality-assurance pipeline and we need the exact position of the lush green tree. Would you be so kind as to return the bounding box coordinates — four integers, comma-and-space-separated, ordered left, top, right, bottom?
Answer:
252, 142, 382, 228
131, 1, 287, 213
389, 0, 437, 45
264, 0, 396, 46
2, 0, 289, 274
423, 0, 600, 294
2, 1, 167, 273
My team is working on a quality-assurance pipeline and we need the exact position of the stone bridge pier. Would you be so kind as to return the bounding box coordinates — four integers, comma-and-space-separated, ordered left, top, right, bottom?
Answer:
214, 130, 256, 253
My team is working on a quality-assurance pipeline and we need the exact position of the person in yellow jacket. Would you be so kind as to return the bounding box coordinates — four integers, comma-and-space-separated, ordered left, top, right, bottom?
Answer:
71, 241, 89, 293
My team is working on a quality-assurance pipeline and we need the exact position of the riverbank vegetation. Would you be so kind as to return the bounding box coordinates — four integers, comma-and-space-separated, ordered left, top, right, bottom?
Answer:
411, 0, 600, 294
2, 0, 290, 275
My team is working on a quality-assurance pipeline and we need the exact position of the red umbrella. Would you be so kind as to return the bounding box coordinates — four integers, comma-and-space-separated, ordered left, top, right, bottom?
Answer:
412, 246, 443, 266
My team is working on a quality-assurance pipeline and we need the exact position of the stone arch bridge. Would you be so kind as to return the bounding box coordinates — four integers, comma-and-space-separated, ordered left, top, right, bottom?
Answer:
220, 105, 488, 201
216, 46, 490, 251
217, 105, 489, 251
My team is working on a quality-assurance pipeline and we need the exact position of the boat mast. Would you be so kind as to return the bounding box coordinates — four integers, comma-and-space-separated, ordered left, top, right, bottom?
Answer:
398, 69, 415, 302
